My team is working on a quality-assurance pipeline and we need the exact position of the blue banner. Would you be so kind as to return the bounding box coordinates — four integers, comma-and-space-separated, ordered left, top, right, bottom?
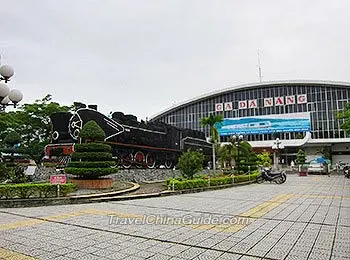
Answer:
216, 112, 311, 136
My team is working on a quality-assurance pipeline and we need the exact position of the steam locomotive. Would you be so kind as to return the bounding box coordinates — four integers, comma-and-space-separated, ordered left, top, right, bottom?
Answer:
44, 106, 212, 169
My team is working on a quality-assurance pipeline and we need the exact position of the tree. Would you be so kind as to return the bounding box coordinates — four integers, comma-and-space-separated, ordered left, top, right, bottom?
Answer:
296, 149, 306, 165
200, 114, 224, 171
177, 150, 205, 179
0, 95, 72, 162
3, 131, 22, 163
257, 151, 272, 167
337, 103, 350, 133
218, 143, 236, 169
4, 132, 22, 147
65, 121, 117, 179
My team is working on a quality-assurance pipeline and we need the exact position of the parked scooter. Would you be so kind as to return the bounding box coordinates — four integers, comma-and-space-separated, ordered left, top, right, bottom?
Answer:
343, 166, 350, 178
336, 161, 349, 173
256, 167, 287, 184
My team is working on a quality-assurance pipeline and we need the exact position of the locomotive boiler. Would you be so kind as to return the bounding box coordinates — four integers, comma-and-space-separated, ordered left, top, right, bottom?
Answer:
45, 107, 212, 169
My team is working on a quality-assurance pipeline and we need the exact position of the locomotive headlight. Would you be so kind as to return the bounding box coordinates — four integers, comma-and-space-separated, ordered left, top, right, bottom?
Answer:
52, 131, 59, 140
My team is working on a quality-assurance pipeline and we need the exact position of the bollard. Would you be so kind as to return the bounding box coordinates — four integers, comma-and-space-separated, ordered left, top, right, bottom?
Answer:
57, 184, 60, 197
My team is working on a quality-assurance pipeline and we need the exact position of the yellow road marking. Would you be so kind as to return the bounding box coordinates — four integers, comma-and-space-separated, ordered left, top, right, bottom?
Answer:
240, 194, 294, 218
0, 209, 143, 231
187, 194, 294, 233
0, 248, 36, 259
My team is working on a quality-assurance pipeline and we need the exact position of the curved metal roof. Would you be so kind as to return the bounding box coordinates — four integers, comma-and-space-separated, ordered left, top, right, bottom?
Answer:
149, 80, 350, 120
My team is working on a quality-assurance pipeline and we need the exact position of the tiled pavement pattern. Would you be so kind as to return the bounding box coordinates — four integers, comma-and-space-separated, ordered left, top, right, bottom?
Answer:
0, 175, 349, 260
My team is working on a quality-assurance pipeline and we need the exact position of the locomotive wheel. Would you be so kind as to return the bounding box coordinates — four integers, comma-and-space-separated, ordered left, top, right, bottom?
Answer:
134, 151, 145, 169
121, 153, 133, 169
145, 153, 156, 169
111, 156, 120, 168
164, 159, 173, 169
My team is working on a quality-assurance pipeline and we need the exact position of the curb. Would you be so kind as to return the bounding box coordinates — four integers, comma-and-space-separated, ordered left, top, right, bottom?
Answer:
67, 182, 140, 199
88, 180, 257, 202
0, 182, 140, 208
0, 180, 256, 208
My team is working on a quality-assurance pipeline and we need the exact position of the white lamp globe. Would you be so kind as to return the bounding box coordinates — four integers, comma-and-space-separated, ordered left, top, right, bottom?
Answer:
0, 82, 10, 98
239, 135, 244, 140
0, 65, 15, 79
8, 89, 23, 103
1, 96, 10, 105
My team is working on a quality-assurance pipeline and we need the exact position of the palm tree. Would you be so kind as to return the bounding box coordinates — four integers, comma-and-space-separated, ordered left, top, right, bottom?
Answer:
200, 114, 224, 171
218, 143, 237, 169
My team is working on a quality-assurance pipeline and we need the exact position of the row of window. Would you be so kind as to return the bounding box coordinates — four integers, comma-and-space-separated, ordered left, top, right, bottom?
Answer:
154, 84, 350, 141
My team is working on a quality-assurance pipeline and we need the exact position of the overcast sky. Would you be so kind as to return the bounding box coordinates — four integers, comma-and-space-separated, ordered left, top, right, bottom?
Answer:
1, 0, 349, 120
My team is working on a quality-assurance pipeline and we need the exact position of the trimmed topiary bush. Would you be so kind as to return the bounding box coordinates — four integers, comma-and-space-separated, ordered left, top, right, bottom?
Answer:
79, 120, 105, 141
65, 120, 117, 179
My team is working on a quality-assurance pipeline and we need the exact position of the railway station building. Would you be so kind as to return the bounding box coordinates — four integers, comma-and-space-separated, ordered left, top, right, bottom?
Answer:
149, 80, 350, 165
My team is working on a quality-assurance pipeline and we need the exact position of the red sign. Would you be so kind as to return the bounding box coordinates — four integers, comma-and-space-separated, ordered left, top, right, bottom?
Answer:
50, 175, 67, 185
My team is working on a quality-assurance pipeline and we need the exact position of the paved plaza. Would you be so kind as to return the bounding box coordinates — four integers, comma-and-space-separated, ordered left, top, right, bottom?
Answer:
0, 175, 349, 260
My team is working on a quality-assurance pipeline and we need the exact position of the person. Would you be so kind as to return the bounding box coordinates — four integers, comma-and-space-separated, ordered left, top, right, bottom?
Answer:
325, 162, 330, 177
290, 160, 295, 170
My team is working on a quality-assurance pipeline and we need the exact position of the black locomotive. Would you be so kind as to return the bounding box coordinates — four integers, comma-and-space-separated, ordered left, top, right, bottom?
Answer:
45, 106, 212, 169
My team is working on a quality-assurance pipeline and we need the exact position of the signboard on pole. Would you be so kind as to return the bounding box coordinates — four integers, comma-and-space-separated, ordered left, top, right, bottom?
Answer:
50, 175, 67, 185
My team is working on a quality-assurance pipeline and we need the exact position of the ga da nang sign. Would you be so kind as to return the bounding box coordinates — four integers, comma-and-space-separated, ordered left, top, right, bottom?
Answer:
215, 94, 307, 112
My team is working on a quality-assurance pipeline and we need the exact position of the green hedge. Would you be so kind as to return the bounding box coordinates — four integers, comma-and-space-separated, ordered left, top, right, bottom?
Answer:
65, 167, 117, 178
70, 152, 112, 161
0, 183, 77, 199
167, 173, 259, 190
74, 143, 112, 153
67, 161, 116, 168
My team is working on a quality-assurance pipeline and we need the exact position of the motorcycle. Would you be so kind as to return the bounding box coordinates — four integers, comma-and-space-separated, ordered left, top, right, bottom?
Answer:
256, 167, 287, 184
336, 161, 349, 173
344, 166, 350, 178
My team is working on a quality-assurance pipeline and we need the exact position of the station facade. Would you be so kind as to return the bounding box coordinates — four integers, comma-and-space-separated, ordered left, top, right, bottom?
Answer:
150, 80, 350, 165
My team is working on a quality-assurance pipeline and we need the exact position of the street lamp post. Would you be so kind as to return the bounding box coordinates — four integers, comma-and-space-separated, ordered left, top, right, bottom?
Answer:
273, 138, 282, 170
232, 134, 244, 172
0, 62, 23, 111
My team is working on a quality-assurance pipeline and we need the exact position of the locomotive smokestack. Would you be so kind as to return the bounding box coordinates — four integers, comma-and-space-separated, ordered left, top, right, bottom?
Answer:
88, 104, 98, 111
73, 102, 86, 110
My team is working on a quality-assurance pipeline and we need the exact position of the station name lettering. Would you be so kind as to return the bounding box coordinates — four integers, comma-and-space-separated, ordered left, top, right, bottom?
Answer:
215, 94, 307, 112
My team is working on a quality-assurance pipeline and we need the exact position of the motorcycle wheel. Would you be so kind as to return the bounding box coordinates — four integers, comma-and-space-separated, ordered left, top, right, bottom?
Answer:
274, 177, 283, 184
256, 176, 264, 184
279, 174, 287, 184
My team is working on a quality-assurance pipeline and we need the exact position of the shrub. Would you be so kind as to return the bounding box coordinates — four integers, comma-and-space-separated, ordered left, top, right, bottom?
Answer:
257, 152, 272, 167
296, 149, 306, 165
74, 143, 111, 152
0, 183, 77, 199
167, 173, 259, 190
67, 161, 116, 168
79, 120, 105, 142
177, 150, 204, 179
70, 152, 113, 161
65, 133, 117, 178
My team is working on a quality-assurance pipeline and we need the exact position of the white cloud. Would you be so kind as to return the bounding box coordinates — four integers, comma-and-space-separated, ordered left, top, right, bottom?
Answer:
1, 0, 349, 120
